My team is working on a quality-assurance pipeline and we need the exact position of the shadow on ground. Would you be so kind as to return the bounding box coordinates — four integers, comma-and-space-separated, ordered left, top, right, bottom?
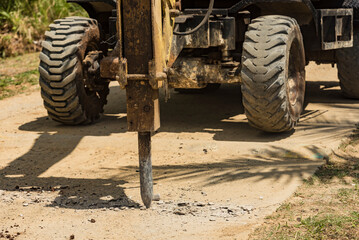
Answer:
0, 80, 357, 208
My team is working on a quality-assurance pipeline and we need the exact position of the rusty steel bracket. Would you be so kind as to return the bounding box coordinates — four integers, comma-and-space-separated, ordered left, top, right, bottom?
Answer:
100, 56, 118, 79
149, 60, 167, 89
100, 56, 128, 89
319, 9, 353, 50
168, 26, 186, 67
117, 58, 128, 89
83, 50, 106, 92
126, 80, 160, 132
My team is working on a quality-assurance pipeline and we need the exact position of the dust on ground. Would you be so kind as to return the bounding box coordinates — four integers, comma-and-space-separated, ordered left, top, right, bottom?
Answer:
0, 62, 359, 239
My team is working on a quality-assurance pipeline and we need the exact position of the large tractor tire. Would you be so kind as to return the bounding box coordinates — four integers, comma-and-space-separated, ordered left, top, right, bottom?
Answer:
336, 31, 359, 99
39, 17, 109, 125
241, 15, 306, 132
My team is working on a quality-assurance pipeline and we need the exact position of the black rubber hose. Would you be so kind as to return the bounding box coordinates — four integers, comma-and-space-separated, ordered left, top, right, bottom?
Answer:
173, 0, 215, 36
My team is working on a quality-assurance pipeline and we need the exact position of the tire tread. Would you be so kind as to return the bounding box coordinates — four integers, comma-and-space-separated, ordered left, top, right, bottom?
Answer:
241, 15, 303, 132
39, 17, 103, 125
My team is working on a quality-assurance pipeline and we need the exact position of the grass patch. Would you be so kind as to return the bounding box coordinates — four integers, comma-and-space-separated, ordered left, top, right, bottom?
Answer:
0, 52, 39, 99
0, 0, 87, 57
337, 186, 359, 203
250, 132, 359, 240
0, 70, 38, 87
300, 213, 359, 239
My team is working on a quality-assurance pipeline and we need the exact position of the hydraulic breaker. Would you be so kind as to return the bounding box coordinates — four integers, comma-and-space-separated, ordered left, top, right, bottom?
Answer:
114, 0, 175, 208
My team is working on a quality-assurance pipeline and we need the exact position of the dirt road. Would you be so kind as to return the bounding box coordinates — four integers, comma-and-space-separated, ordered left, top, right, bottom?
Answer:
1, 63, 359, 240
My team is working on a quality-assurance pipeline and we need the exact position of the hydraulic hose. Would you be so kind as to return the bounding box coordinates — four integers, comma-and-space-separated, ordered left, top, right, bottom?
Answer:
173, 0, 215, 36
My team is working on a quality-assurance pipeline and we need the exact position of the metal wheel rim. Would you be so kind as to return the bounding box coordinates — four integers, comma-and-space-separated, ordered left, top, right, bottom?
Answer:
287, 40, 304, 118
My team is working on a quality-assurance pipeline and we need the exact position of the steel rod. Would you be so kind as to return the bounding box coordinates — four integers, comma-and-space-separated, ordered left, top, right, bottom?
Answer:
138, 131, 153, 208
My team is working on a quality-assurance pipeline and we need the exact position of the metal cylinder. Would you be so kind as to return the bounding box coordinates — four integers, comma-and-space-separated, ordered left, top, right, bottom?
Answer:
138, 132, 153, 208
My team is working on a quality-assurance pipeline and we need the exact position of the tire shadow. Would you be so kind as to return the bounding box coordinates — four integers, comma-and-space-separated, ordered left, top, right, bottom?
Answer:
1, 78, 356, 209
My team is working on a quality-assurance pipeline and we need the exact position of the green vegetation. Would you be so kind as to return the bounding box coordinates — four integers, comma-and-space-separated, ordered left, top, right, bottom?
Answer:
0, 52, 39, 99
250, 132, 359, 240
0, 1, 86, 97
0, 69, 39, 99
299, 212, 359, 239
0, 0, 87, 57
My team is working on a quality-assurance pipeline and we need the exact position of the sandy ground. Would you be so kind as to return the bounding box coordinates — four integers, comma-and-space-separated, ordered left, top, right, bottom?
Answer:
1, 63, 359, 240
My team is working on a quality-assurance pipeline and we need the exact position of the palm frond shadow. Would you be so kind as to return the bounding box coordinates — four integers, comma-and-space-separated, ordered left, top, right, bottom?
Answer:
0, 80, 356, 208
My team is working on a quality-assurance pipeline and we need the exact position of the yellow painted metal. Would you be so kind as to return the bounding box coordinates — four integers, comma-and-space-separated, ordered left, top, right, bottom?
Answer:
115, 0, 175, 88
150, 0, 175, 88
116, 0, 122, 58
162, 0, 176, 64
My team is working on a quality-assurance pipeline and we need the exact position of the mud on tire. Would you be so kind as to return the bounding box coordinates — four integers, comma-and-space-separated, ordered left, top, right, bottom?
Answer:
336, 31, 359, 99
241, 15, 306, 132
39, 17, 109, 125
